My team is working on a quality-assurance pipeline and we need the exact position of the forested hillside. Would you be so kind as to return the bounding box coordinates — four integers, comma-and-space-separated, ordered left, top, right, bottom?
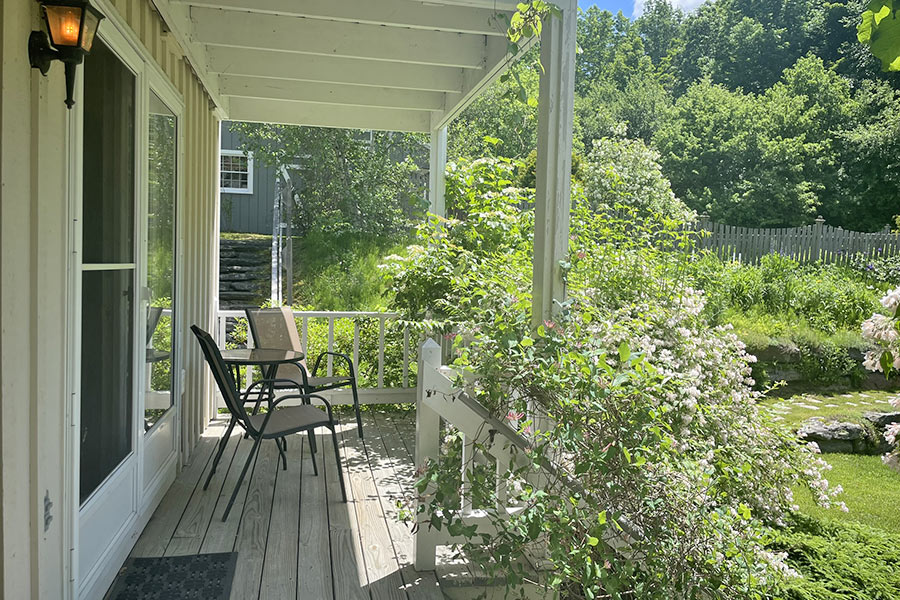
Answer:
451, 0, 900, 230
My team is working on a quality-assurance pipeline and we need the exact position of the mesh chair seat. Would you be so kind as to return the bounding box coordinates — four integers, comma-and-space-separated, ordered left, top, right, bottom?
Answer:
248, 405, 332, 438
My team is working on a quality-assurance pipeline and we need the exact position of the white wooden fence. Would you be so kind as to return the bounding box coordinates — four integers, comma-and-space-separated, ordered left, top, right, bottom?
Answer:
214, 309, 418, 406
693, 216, 900, 265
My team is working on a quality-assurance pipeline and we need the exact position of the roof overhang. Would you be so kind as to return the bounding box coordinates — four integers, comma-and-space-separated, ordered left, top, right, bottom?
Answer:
152, 0, 533, 132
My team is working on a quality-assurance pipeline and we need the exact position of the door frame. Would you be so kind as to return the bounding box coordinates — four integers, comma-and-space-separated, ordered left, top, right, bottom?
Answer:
63, 11, 185, 600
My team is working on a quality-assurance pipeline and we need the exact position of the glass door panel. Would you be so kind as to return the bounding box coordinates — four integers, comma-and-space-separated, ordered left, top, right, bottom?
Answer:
80, 38, 137, 504
145, 92, 177, 430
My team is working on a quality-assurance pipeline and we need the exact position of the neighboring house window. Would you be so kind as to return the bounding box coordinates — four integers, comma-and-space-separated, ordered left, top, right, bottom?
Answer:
220, 150, 253, 194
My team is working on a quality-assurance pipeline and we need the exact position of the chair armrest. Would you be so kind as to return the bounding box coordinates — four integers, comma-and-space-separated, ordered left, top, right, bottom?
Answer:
271, 393, 335, 420
311, 351, 355, 379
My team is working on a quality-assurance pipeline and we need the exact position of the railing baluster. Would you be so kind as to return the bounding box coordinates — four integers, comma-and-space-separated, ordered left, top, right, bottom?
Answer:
378, 316, 385, 388
327, 317, 335, 377
353, 320, 360, 383
402, 327, 410, 389
301, 316, 308, 357
496, 457, 507, 508
461, 434, 472, 511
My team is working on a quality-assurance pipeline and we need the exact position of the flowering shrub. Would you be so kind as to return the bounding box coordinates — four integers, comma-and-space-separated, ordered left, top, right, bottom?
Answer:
860, 287, 900, 466
385, 158, 839, 599
582, 135, 695, 222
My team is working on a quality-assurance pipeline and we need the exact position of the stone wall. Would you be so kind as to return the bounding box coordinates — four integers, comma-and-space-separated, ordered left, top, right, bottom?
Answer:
219, 238, 270, 308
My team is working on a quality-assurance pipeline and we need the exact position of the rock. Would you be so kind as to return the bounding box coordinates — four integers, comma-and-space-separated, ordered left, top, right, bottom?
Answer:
797, 420, 869, 454
797, 418, 893, 455
862, 411, 900, 429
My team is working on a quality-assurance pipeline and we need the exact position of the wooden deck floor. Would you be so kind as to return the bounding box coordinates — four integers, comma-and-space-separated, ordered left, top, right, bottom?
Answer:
129, 408, 463, 600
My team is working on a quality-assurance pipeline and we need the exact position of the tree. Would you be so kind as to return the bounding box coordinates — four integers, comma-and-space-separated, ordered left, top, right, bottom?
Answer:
229, 123, 428, 237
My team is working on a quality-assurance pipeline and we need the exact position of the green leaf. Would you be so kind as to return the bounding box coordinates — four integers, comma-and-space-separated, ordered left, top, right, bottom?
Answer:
587, 536, 599, 546
520, 336, 534, 347
618, 342, 630, 363
597, 510, 607, 526
859, 0, 900, 71
738, 503, 752, 520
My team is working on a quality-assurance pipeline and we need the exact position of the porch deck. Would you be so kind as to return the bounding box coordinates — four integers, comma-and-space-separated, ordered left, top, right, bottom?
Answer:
129, 408, 472, 600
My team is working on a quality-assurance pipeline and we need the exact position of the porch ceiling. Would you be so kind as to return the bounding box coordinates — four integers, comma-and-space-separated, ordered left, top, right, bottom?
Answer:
155, 0, 528, 131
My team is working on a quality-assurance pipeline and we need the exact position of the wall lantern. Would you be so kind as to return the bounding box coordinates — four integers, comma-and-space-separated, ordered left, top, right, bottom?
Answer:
29, 1, 105, 109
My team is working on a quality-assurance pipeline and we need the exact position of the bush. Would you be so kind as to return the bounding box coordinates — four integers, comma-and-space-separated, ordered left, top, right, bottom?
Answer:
386, 158, 838, 599
772, 515, 900, 599
696, 254, 880, 334
582, 135, 695, 222
848, 253, 900, 286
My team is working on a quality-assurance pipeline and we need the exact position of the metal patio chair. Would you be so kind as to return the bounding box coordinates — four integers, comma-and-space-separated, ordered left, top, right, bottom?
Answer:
191, 325, 346, 521
245, 306, 363, 438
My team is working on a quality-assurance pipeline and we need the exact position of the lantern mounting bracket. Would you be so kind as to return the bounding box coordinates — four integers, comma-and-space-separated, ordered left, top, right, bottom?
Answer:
29, 30, 57, 76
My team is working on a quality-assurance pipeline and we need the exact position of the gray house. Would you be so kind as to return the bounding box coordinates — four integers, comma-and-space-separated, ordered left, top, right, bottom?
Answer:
219, 121, 279, 234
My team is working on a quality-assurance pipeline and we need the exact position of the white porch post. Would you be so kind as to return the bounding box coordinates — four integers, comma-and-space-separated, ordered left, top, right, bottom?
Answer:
532, 0, 577, 328
428, 126, 447, 216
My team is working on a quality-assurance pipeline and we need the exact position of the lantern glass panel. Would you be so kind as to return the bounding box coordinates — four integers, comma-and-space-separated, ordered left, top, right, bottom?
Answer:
44, 5, 83, 48
81, 8, 100, 51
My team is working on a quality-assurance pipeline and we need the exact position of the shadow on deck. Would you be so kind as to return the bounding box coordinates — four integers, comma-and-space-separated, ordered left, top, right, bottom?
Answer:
128, 407, 489, 600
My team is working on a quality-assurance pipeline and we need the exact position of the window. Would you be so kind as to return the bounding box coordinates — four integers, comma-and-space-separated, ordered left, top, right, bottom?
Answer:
220, 150, 253, 194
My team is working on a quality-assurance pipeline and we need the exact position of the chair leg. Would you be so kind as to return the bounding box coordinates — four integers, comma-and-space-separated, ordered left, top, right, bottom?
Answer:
223, 433, 262, 522
277, 437, 287, 471
308, 427, 318, 455
307, 430, 319, 476
204, 416, 236, 491
351, 379, 363, 439
330, 425, 347, 502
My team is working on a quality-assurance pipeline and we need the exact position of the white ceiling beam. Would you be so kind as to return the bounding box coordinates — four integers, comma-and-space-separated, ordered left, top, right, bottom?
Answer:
190, 8, 488, 68
433, 34, 525, 129
228, 97, 433, 132
206, 47, 465, 93
175, 0, 510, 36
414, 0, 520, 9
220, 76, 446, 111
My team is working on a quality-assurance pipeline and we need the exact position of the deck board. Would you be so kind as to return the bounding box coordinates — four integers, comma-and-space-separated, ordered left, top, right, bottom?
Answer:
128, 409, 472, 600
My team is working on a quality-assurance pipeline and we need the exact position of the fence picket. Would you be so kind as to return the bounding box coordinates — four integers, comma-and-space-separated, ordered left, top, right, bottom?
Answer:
690, 218, 898, 264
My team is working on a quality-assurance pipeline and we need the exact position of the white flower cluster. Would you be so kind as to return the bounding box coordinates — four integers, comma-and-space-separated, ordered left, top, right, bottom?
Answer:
860, 285, 900, 469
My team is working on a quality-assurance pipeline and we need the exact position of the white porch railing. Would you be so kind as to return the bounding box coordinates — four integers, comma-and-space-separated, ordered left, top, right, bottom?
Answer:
214, 309, 418, 407
413, 339, 556, 571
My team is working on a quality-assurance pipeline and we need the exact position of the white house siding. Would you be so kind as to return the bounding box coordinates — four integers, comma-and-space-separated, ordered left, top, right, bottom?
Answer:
0, 1, 219, 597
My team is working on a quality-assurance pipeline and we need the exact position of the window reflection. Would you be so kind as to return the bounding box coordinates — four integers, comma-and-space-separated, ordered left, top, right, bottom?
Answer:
145, 92, 176, 431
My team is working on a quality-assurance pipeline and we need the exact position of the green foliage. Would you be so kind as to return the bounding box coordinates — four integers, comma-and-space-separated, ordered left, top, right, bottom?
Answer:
290, 231, 405, 310
858, 0, 900, 71
695, 254, 881, 334
450, 0, 900, 231
848, 252, 900, 285
448, 55, 543, 160
386, 159, 837, 599
228, 123, 428, 238
582, 133, 694, 221
772, 515, 900, 599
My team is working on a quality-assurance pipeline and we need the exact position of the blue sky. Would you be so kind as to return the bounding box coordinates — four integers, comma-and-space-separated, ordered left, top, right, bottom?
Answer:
578, 0, 706, 18
578, 0, 635, 17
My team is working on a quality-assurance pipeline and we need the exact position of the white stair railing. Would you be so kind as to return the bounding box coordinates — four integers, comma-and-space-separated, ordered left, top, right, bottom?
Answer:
413, 339, 557, 571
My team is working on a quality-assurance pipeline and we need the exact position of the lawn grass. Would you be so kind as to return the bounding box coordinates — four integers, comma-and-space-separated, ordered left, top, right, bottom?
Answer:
765, 389, 897, 428
794, 453, 900, 533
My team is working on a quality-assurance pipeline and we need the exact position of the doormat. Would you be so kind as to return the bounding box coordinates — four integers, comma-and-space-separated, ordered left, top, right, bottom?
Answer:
106, 552, 238, 600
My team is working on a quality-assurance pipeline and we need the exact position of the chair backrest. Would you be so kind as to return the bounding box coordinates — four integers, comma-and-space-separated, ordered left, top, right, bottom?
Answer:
147, 306, 163, 345
245, 307, 308, 380
190, 325, 249, 424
